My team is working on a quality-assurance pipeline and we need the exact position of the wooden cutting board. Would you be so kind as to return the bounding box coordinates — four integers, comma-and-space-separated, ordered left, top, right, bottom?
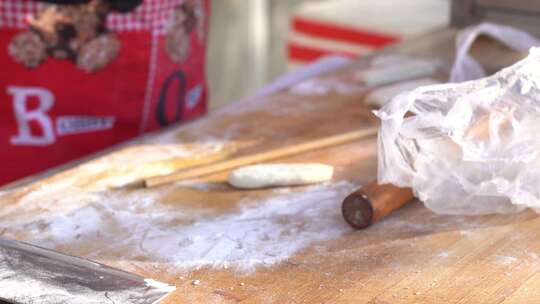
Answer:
1, 30, 538, 304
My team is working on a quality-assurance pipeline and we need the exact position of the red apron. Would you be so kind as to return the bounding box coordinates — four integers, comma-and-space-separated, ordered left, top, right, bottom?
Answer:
0, 0, 209, 185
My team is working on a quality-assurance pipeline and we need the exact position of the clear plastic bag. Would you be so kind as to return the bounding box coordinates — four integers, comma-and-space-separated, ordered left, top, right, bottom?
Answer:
377, 47, 540, 215
450, 22, 540, 82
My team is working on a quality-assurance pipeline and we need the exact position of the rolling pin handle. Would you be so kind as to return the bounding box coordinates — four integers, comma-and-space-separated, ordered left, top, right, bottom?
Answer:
342, 192, 374, 229
342, 181, 414, 229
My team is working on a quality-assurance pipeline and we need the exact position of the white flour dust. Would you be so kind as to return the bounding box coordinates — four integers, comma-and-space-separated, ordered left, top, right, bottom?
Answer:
9, 139, 228, 203
437, 251, 449, 258
2, 182, 355, 272
81, 140, 227, 188
495, 255, 517, 266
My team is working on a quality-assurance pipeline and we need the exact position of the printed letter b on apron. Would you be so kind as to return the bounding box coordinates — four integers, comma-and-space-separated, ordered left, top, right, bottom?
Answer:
0, 0, 209, 184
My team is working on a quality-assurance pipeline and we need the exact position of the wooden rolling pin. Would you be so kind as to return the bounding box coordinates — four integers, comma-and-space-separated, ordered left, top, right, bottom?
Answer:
340, 108, 507, 229
144, 127, 378, 188
342, 181, 414, 229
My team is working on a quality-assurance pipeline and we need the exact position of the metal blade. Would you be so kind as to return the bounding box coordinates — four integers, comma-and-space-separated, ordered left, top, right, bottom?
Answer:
0, 238, 175, 304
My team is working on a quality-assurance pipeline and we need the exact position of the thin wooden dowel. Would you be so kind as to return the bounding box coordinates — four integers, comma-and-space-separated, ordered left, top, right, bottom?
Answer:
144, 127, 378, 188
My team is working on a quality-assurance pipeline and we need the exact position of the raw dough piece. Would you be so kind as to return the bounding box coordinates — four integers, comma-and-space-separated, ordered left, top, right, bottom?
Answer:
365, 78, 439, 108
356, 58, 439, 86
228, 163, 334, 189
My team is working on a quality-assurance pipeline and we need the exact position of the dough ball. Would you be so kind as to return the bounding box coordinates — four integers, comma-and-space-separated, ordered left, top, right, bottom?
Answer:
228, 163, 334, 190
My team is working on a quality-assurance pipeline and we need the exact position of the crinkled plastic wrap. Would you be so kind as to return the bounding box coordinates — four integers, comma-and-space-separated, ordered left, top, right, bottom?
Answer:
376, 48, 540, 215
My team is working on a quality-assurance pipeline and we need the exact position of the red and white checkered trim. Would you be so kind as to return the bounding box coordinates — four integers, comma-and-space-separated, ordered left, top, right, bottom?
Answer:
0, 0, 183, 34
0, 1, 38, 29
107, 0, 184, 34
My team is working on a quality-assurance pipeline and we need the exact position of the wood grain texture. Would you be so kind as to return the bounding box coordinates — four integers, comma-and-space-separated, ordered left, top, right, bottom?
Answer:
145, 128, 377, 187
1, 30, 538, 303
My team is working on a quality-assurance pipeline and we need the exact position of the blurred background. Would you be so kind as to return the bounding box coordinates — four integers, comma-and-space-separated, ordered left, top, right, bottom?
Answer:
206, 0, 450, 109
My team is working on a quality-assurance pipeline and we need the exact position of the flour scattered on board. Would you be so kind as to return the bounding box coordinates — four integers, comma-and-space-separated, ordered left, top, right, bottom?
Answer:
495, 256, 517, 266
144, 279, 176, 292
0, 181, 355, 272
437, 251, 449, 258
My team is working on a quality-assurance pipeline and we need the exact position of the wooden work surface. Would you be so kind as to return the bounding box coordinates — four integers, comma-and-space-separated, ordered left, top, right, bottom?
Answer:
1, 30, 539, 303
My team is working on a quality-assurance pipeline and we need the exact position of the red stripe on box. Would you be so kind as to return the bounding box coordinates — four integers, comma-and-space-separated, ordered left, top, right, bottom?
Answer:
288, 43, 358, 62
292, 17, 400, 47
